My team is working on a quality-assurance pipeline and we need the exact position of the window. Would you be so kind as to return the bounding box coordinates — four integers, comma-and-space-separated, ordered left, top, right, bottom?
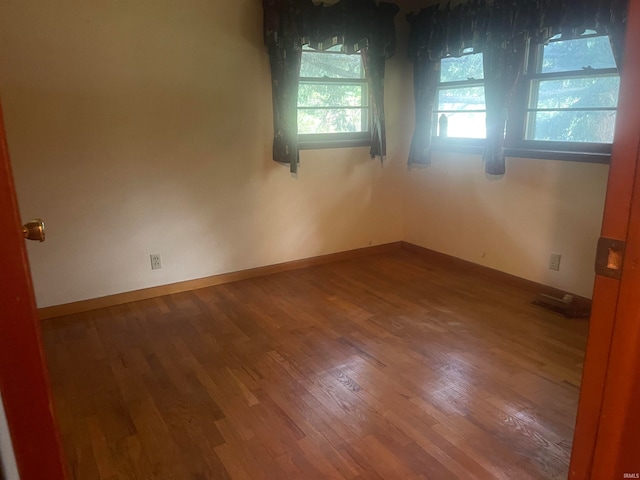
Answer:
435, 51, 486, 139
431, 33, 621, 161
298, 45, 370, 148
524, 31, 620, 146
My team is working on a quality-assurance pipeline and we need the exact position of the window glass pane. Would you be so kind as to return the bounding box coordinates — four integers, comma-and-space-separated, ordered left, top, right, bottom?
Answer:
298, 108, 368, 134
434, 112, 486, 138
298, 46, 369, 138
534, 76, 620, 109
438, 86, 486, 112
303, 44, 342, 52
440, 53, 484, 82
298, 84, 365, 108
541, 36, 617, 73
529, 110, 616, 142
300, 51, 363, 78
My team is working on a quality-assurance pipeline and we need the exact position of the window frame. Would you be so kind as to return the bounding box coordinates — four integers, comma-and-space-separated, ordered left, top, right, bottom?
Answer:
509, 32, 618, 160
297, 47, 371, 150
432, 50, 487, 150
432, 33, 619, 164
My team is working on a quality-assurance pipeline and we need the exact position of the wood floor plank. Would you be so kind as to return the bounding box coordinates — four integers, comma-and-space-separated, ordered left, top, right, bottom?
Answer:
41, 250, 588, 479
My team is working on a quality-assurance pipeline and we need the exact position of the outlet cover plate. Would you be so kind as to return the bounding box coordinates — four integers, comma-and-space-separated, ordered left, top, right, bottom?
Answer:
150, 254, 162, 270
549, 253, 561, 271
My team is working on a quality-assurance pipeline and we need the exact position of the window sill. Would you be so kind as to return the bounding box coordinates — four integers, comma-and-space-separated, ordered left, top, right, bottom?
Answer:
431, 140, 611, 164
505, 148, 610, 164
298, 135, 371, 151
431, 140, 484, 156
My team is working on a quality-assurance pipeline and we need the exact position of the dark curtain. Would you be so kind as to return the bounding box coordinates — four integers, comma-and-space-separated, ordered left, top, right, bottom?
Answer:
406, 0, 629, 176
267, 46, 302, 174
609, 29, 626, 71
608, 0, 628, 71
406, 4, 449, 167
361, 48, 386, 158
408, 55, 440, 166
482, 42, 526, 175
263, 0, 399, 173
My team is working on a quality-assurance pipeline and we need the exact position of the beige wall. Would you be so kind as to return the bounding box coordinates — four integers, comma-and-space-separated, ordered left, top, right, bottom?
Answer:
0, 0, 607, 307
404, 154, 608, 298
0, 0, 410, 308
398, 0, 608, 299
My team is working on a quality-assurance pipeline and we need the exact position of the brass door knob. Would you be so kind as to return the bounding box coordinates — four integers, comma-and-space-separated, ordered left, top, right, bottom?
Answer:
22, 219, 45, 242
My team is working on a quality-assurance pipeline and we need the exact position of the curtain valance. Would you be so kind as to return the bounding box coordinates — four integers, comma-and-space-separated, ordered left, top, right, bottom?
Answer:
264, 0, 399, 55
263, 0, 399, 173
407, 0, 628, 61
406, 0, 629, 175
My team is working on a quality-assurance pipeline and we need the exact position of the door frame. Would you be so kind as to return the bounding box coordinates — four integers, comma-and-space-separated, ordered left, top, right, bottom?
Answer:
569, 0, 640, 477
590, 125, 640, 478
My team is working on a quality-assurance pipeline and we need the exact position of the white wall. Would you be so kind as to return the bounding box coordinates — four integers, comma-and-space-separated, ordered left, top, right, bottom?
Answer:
404, 154, 608, 298
0, 392, 19, 480
0, 0, 607, 307
0, 0, 410, 308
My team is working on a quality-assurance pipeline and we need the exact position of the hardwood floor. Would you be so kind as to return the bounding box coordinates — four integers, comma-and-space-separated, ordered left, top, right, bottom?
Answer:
41, 250, 589, 479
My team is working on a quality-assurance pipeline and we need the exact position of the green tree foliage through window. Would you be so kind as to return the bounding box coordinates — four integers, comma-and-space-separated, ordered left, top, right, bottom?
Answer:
541, 34, 617, 73
527, 33, 619, 143
298, 46, 368, 136
440, 53, 484, 82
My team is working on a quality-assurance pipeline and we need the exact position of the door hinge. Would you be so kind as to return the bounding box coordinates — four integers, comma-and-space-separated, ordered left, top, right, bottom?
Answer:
595, 237, 626, 279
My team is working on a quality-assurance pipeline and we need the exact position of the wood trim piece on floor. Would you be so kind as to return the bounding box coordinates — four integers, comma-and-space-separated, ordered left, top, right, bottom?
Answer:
401, 241, 592, 310
38, 242, 403, 320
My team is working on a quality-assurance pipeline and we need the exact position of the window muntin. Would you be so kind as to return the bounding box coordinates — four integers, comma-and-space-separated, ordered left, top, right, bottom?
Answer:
525, 32, 620, 144
435, 51, 486, 139
298, 45, 369, 141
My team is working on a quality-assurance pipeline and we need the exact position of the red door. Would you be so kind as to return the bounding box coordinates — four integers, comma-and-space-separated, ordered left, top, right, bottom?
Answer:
0, 100, 68, 478
569, 0, 640, 477
590, 145, 640, 477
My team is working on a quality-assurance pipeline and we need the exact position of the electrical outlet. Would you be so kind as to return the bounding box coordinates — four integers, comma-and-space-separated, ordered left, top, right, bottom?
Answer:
549, 253, 561, 271
150, 254, 162, 270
